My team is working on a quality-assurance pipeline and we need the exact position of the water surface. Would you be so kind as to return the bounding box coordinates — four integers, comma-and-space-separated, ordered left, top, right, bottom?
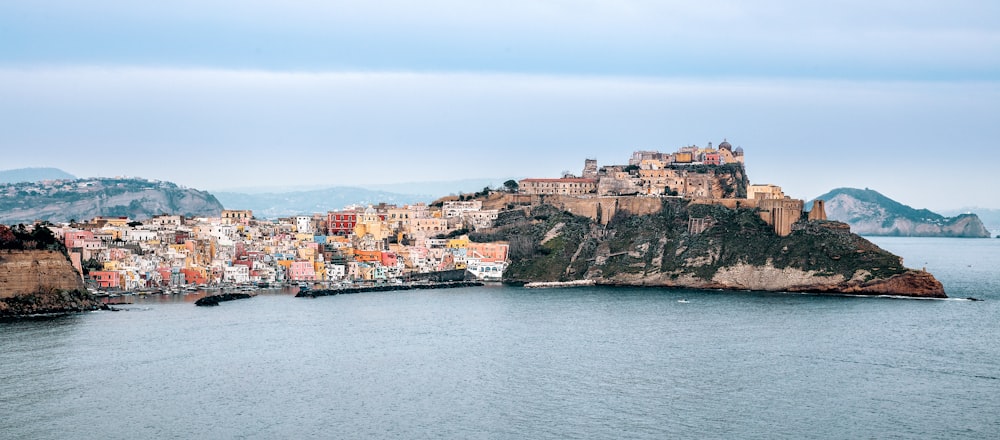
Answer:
2, 237, 998, 439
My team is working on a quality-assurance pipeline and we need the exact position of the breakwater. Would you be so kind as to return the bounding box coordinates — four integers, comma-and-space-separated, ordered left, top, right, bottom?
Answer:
195, 293, 252, 306
296, 281, 484, 298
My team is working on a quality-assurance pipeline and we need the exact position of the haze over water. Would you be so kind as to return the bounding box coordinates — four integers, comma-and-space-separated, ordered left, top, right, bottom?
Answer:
2, 237, 998, 439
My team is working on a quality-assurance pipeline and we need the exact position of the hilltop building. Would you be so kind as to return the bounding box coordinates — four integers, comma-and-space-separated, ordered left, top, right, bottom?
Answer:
518, 178, 598, 195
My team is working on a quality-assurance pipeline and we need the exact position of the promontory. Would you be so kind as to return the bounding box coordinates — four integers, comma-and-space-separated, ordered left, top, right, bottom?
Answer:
471, 145, 946, 298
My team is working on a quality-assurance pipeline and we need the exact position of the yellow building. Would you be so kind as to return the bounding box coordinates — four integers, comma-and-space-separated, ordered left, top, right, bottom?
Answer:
354, 206, 391, 242
446, 238, 469, 249
221, 210, 253, 224
747, 184, 785, 201
313, 260, 327, 280
297, 247, 317, 261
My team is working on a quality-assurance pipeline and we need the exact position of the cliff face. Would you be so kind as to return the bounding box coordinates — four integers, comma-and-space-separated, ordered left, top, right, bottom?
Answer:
0, 178, 223, 223
812, 188, 990, 238
0, 250, 101, 317
473, 201, 945, 298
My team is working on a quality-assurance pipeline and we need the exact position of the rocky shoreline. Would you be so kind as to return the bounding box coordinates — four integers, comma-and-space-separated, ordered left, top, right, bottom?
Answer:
0, 249, 104, 318
0, 288, 106, 319
583, 269, 945, 298
195, 293, 253, 306
484, 202, 949, 299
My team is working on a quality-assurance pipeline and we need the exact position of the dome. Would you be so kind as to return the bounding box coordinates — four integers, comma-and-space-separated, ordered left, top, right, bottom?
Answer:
719, 139, 732, 151
734, 146, 744, 155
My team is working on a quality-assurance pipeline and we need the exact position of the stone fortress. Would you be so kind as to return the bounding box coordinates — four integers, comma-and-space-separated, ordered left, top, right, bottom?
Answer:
513, 141, 826, 237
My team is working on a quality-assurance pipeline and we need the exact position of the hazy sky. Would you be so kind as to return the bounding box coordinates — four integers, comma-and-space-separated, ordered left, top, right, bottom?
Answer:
1, 1, 998, 209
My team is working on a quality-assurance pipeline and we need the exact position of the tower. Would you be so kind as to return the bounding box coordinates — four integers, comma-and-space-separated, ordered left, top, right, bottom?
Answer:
582, 159, 598, 179
808, 200, 827, 221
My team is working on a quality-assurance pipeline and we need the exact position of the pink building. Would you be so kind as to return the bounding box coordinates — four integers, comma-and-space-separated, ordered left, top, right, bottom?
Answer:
288, 261, 317, 281
380, 252, 398, 267
704, 152, 721, 166
64, 230, 95, 248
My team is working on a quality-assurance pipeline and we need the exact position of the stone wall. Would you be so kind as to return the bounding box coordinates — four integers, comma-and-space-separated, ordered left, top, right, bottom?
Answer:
534, 195, 665, 225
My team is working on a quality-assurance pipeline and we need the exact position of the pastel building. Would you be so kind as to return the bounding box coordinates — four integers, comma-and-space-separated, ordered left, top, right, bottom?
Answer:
442, 201, 482, 218
287, 261, 316, 281
90, 271, 121, 289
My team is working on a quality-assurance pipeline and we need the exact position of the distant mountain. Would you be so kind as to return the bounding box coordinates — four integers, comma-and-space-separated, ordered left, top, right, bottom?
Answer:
0, 167, 76, 184
366, 178, 520, 198
0, 177, 223, 224
214, 178, 518, 200
214, 187, 434, 218
809, 188, 990, 238
941, 207, 1000, 236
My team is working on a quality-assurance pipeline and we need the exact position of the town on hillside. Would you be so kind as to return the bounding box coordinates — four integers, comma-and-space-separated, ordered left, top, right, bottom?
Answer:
15, 140, 824, 293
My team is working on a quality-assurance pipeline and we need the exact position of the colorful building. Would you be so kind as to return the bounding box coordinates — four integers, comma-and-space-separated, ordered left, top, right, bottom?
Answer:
327, 210, 358, 236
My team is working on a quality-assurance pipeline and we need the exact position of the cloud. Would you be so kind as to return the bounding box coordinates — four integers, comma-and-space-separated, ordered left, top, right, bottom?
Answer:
0, 66, 997, 210
2, 1, 997, 79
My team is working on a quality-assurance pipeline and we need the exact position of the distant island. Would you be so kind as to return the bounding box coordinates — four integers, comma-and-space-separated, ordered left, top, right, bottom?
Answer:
810, 188, 990, 238
0, 167, 76, 184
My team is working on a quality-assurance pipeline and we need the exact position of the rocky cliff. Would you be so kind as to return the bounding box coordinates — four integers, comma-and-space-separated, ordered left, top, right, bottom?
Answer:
0, 250, 101, 317
0, 177, 223, 223
473, 201, 945, 298
811, 188, 990, 238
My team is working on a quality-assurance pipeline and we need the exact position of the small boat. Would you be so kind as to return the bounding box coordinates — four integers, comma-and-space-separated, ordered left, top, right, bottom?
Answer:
677, 299, 690, 303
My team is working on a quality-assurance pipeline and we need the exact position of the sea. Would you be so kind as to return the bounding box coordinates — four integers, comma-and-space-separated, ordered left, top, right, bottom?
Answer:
2, 237, 998, 439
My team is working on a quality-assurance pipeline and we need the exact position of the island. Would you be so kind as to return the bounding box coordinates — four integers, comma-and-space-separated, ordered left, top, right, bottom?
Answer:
810, 187, 990, 238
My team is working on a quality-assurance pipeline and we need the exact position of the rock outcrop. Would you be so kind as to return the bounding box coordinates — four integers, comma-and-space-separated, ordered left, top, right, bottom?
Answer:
0, 249, 101, 317
811, 188, 990, 238
474, 201, 946, 298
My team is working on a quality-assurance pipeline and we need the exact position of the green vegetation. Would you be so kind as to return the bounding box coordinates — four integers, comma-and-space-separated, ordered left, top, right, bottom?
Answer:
812, 187, 941, 223
0, 224, 65, 252
475, 198, 908, 284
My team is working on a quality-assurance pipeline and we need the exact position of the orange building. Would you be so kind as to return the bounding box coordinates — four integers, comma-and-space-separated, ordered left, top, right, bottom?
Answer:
354, 249, 382, 263
90, 271, 120, 289
468, 242, 509, 263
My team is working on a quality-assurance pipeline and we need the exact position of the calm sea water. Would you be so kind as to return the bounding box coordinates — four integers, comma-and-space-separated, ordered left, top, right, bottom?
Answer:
2, 237, 998, 439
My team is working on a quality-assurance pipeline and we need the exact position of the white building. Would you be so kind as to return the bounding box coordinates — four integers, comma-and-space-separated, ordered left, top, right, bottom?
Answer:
442, 200, 483, 218
295, 216, 313, 234
223, 265, 250, 284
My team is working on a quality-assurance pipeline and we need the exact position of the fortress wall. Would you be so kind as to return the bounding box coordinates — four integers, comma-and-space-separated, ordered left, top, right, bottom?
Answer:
535, 195, 664, 225
690, 198, 760, 210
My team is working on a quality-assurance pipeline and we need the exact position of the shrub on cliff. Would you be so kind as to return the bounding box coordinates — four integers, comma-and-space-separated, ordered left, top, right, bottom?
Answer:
0, 224, 65, 252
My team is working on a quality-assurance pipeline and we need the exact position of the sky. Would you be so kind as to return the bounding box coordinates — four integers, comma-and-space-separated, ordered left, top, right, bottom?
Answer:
1, 1, 998, 210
